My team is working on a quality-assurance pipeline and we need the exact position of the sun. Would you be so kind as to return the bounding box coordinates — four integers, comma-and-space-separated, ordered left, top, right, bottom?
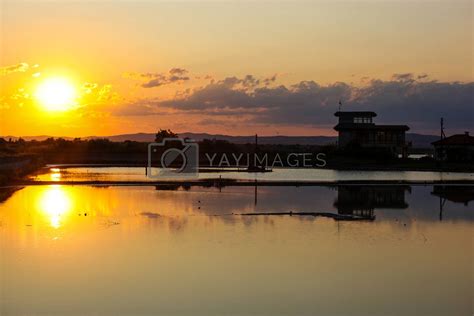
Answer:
35, 77, 77, 111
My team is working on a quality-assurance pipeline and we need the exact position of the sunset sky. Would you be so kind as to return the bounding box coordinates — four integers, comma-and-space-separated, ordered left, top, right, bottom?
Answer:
0, 0, 472, 137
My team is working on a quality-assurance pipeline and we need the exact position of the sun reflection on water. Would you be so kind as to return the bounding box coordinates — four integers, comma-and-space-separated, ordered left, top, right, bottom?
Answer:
38, 186, 72, 228
50, 168, 61, 181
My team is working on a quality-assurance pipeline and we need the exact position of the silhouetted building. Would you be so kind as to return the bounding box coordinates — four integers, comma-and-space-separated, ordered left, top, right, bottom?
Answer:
334, 185, 410, 219
432, 132, 474, 162
334, 111, 409, 156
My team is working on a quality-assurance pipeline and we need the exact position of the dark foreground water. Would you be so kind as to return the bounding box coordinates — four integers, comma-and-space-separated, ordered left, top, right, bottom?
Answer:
0, 184, 472, 315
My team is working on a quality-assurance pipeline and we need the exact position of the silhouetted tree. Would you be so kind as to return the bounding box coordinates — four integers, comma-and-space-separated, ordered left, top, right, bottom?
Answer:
155, 129, 178, 142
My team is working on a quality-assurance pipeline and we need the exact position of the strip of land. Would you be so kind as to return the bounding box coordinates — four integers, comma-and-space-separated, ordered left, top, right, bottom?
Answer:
1, 137, 473, 186
12, 179, 474, 186
237, 211, 375, 221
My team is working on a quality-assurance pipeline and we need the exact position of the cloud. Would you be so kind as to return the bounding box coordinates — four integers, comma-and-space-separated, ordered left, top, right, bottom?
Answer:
263, 74, 278, 86
154, 74, 473, 132
158, 78, 351, 124
140, 212, 161, 219
141, 76, 168, 88
82, 82, 99, 94
97, 84, 115, 101
0, 63, 30, 76
169, 68, 187, 76
76, 83, 120, 112
114, 73, 473, 133
391, 73, 414, 82
350, 78, 474, 130
124, 68, 190, 88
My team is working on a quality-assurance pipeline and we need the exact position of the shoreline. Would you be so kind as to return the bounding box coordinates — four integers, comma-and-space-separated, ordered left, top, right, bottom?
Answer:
10, 179, 474, 186
40, 163, 474, 173
3, 163, 473, 188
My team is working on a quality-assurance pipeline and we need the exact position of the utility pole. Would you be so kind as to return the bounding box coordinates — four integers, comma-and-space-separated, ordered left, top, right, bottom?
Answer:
440, 118, 446, 139
254, 179, 258, 206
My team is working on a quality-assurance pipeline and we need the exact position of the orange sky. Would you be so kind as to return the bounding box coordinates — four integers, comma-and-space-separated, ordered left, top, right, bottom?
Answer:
0, 0, 472, 137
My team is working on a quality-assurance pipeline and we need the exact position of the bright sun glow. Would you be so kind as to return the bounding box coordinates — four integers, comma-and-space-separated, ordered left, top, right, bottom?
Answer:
35, 77, 77, 111
38, 186, 72, 228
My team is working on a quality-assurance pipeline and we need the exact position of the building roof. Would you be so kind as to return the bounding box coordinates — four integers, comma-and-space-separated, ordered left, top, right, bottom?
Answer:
432, 133, 474, 146
334, 123, 409, 131
334, 111, 377, 117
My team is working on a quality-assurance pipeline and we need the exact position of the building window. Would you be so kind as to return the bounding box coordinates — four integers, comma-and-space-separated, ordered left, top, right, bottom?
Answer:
353, 117, 372, 124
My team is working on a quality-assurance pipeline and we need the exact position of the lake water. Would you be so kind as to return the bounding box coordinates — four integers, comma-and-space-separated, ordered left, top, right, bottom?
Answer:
32, 166, 474, 182
0, 183, 472, 315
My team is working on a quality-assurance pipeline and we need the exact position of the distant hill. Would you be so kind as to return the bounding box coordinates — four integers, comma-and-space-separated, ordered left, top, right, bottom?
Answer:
2, 132, 440, 148
180, 133, 337, 146
1, 135, 75, 142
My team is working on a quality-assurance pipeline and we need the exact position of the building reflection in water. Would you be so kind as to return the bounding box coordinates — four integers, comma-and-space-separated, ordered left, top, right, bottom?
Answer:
124, 183, 473, 223
334, 185, 411, 220
431, 185, 474, 221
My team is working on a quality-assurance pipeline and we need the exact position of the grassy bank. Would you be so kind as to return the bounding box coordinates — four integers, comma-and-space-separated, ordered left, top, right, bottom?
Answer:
0, 155, 44, 185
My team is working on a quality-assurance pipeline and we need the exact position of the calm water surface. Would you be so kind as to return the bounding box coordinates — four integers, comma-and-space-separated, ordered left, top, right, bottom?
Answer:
33, 166, 474, 182
0, 184, 472, 315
